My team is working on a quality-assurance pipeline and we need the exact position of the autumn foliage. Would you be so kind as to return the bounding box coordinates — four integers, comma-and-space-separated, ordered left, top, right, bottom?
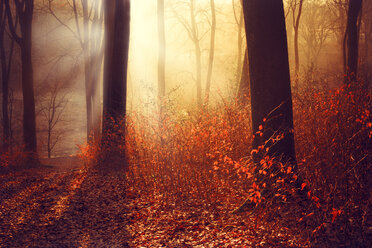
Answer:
0, 146, 31, 172
76, 81, 371, 246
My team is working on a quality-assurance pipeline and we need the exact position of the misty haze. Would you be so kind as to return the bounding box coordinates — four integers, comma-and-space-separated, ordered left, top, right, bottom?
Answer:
0, 0, 370, 247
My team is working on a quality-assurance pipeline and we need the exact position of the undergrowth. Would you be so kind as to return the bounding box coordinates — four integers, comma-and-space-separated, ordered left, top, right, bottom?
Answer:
78, 81, 371, 247
0, 146, 30, 173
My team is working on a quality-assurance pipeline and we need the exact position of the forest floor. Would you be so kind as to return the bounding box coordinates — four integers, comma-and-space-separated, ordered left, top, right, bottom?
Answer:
0, 157, 308, 247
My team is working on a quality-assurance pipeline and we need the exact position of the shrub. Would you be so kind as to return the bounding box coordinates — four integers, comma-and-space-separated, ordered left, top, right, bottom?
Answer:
79, 81, 371, 247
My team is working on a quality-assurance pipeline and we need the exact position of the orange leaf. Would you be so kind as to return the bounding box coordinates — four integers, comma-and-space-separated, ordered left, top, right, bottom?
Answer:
301, 183, 307, 190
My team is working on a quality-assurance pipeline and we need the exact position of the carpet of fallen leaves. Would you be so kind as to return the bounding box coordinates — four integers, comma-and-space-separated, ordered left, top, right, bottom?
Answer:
0, 157, 308, 247
125, 187, 309, 247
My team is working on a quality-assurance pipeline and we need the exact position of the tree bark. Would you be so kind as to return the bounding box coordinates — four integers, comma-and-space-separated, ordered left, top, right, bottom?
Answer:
344, 0, 362, 82
102, 0, 130, 138
242, 0, 296, 165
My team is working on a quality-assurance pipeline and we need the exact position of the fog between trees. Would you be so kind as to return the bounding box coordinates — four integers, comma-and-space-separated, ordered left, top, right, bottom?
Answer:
0, 0, 371, 157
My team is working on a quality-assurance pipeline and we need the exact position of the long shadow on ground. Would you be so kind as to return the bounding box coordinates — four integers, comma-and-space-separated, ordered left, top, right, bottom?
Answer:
0, 164, 131, 247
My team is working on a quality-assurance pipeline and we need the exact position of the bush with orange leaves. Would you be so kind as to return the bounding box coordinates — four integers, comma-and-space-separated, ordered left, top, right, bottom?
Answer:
125, 102, 254, 204
79, 80, 370, 246
0, 146, 29, 172
292, 81, 371, 246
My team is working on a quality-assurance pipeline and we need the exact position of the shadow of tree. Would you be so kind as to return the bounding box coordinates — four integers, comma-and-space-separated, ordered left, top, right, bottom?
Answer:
0, 167, 131, 247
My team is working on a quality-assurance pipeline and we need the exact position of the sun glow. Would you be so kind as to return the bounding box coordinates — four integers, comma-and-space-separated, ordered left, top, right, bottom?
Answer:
128, 0, 239, 110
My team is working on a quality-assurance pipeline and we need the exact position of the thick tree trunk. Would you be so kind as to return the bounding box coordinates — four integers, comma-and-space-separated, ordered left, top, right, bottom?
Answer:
204, 0, 216, 106
102, 0, 130, 135
242, 0, 296, 165
21, 2, 37, 158
345, 0, 363, 82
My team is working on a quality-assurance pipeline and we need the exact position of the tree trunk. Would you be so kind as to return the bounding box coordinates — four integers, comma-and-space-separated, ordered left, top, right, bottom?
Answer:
5, 0, 37, 161
362, 4, 371, 84
0, 1, 12, 152
190, 0, 202, 108
237, 48, 249, 103
47, 125, 51, 158
204, 0, 216, 106
102, 0, 130, 139
88, 2, 103, 142
344, 0, 363, 82
81, 0, 94, 141
293, 0, 304, 85
234, 1, 244, 87
0, 42, 10, 152
21, 3, 37, 157
242, 0, 296, 165
157, 0, 166, 101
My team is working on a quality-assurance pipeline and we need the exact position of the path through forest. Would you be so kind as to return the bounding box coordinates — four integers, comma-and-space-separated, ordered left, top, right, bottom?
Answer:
0, 157, 305, 247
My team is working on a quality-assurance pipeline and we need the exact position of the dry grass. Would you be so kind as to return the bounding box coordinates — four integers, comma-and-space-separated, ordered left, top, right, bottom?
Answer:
48, 80, 372, 246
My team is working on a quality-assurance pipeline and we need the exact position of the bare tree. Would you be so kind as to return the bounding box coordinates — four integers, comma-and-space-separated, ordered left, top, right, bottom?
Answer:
300, 1, 333, 70
47, 0, 104, 142
172, 0, 209, 108
289, 0, 304, 81
5, 0, 38, 163
38, 81, 69, 158
204, 0, 216, 106
328, 0, 349, 66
